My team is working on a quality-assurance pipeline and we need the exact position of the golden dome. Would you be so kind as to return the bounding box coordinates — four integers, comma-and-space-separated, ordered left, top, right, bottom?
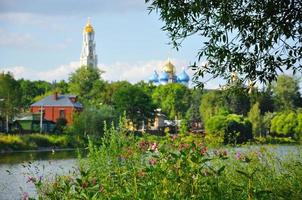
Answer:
84, 22, 94, 33
163, 61, 176, 74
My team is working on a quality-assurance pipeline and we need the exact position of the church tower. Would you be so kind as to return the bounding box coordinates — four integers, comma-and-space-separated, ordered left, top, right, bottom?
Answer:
80, 18, 98, 68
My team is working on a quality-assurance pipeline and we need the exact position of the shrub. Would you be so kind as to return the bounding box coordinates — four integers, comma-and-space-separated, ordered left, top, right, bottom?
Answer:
56, 117, 68, 133
70, 105, 116, 139
33, 124, 302, 200
270, 111, 301, 139
205, 114, 252, 144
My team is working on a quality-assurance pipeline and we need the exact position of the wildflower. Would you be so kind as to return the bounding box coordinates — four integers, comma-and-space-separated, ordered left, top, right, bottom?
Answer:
26, 176, 37, 183
82, 181, 88, 188
150, 142, 158, 152
137, 170, 146, 177
178, 143, 189, 151
214, 149, 228, 158
99, 185, 105, 193
149, 158, 157, 166
236, 151, 241, 160
200, 147, 208, 156
91, 178, 97, 186
170, 134, 178, 141
22, 192, 29, 200
138, 140, 149, 151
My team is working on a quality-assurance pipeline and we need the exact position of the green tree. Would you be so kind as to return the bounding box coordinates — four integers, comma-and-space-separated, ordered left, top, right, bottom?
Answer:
71, 105, 117, 138
272, 75, 301, 110
270, 111, 300, 139
152, 83, 191, 119
185, 88, 203, 123
146, 0, 302, 85
69, 65, 104, 105
248, 102, 263, 137
100, 81, 132, 105
18, 79, 52, 109
0, 72, 21, 129
112, 84, 155, 129
53, 80, 69, 94
199, 90, 226, 123
223, 81, 250, 115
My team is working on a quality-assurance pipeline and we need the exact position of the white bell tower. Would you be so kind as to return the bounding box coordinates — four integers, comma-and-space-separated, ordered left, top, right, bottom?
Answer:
80, 18, 98, 68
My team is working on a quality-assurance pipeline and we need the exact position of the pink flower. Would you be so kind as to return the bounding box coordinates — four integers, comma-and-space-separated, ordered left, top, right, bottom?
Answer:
26, 176, 36, 183
99, 185, 105, 193
200, 147, 208, 156
91, 178, 97, 186
149, 158, 157, 166
138, 140, 149, 151
170, 134, 178, 141
236, 152, 241, 160
82, 181, 88, 188
22, 192, 29, 200
150, 142, 158, 152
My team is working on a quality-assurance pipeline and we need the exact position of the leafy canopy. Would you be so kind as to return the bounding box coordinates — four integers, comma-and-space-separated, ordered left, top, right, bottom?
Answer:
146, 0, 302, 86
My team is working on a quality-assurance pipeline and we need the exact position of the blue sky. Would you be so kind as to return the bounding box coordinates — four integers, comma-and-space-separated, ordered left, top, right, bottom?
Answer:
1, 0, 300, 93
0, 0, 226, 88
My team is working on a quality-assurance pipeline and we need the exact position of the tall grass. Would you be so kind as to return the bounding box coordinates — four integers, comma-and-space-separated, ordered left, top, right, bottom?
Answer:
33, 123, 302, 200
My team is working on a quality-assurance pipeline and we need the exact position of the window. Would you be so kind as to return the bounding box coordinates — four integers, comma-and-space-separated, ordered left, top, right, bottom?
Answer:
59, 110, 65, 118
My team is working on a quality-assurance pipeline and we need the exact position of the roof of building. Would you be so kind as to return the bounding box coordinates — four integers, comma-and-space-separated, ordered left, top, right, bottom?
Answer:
178, 69, 190, 82
31, 94, 83, 108
149, 70, 159, 82
163, 61, 176, 74
159, 71, 169, 82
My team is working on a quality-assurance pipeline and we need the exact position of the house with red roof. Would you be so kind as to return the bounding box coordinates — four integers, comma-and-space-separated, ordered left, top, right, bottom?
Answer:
30, 92, 83, 125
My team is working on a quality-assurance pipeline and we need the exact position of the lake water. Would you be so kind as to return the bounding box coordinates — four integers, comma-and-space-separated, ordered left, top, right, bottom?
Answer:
0, 150, 81, 200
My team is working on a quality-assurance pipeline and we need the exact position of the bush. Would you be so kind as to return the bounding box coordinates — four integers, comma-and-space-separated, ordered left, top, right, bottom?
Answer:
70, 105, 117, 139
33, 124, 302, 200
205, 114, 252, 144
270, 111, 302, 139
56, 117, 68, 133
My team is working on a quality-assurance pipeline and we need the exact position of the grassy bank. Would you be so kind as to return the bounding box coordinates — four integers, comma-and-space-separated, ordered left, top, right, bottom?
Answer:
29, 127, 302, 200
0, 134, 84, 152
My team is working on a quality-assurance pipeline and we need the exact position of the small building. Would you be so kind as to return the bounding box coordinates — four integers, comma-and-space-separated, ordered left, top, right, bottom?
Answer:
30, 93, 83, 125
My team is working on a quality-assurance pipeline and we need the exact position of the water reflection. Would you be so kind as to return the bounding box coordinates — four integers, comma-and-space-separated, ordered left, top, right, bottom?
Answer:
0, 150, 83, 200
0, 149, 82, 164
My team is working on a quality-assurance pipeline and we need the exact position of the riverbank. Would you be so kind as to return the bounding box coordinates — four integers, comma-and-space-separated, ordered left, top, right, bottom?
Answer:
0, 134, 85, 153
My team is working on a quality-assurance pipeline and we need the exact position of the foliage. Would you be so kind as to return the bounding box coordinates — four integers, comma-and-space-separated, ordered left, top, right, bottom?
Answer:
70, 105, 117, 139
272, 75, 302, 110
34, 126, 302, 200
100, 81, 132, 105
0, 134, 79, 151
199, 90, 226, 123
0, 72, 21, 121
223, 81, 250, 115
152, 83, 191, 119
146, 0, 302, 86
270, 111, 302, 139
185, 88, 203, 123
262, 112, 275, 136
112, 84, 155, 129
18, 79, 52, 109
205, 114, 252, 144
68, 65, 105, 105
56, 117, 68, 133
248, 102, 263, 137
224, 114, 253, 144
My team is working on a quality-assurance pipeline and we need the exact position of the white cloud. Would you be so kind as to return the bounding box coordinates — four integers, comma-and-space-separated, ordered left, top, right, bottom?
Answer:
0, 29, 35, 48
1, 59, 224, 89
1, 61, 80, 82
